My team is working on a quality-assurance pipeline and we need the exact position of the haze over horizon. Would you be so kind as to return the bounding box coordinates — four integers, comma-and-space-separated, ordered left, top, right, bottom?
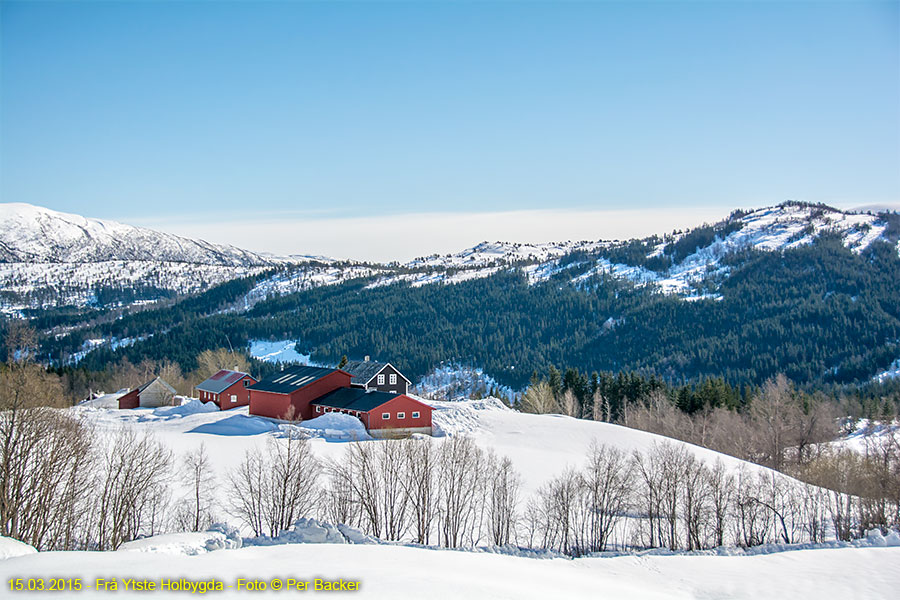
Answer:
1, 1, 897, 260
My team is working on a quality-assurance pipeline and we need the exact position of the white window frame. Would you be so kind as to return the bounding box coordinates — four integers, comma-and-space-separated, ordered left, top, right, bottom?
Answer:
412, 411, 420, 419
377, 374, 385, 385
382, 412, 390, 420
389, 373, 397, 385
230, 394, 237, 404
316, 406, 322, 413
397, 412, 405, 419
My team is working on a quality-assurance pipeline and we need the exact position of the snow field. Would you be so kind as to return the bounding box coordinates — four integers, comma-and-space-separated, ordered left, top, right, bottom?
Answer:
0, 541, 896, 599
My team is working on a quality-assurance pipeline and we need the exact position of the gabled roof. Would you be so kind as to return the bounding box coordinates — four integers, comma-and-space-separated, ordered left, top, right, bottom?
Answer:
197, 369, 254, 394
137, 377, 176, 395
313, 387, 400, 413
341, 360, 410, 386
250, 365, 344, 394
313, 388, 431, 413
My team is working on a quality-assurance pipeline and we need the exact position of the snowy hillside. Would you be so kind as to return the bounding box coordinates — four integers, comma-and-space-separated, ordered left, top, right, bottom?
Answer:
243, 202, 897, 302
75, 397, 788, 509
3, 398, 897, 599
2, 201, 896, 311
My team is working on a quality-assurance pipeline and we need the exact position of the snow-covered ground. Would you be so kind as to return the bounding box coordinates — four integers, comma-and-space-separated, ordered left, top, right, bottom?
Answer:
0, 538, 896, 599
74, 396, 774, 505
3, 399, 898, 598
830, 419, 900, 455
248, 339, 314, 365
873, 357, 900, 383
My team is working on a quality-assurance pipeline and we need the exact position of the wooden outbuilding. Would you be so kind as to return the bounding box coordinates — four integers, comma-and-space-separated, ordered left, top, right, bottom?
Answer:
118, 377, 177, 409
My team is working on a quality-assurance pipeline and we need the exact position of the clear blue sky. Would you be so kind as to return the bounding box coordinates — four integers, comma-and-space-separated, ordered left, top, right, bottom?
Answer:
1, 1, 898, 257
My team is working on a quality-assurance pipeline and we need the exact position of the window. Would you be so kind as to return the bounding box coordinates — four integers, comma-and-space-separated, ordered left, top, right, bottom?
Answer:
397, 412, 405, 419
316, 406, 322, 413
377, 374, 385, 385
389, 374, 397, 385
382, 412, 390, 420
412, 411, 420, 419
230, 395, 237, 404
243, 380, 250, 387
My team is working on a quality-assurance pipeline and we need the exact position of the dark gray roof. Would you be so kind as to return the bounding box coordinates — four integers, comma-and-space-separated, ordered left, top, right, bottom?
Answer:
197, 370, 253, 395
313, 387, 404, 413
341, 360, 410, 386
249, 365, 339, 394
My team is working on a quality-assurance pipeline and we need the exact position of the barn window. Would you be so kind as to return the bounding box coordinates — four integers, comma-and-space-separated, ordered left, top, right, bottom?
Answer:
243, 380, 250, 387
412, 411, 420, 419
397, 412, 405, 419
316, 406, 322, 413
382, 412, 390, 420
390, 374, 397, 385
230, 395, 237, 403
377, 374, 385, 385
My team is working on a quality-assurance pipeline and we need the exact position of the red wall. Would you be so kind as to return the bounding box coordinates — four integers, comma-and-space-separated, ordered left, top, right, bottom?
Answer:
118, 388, 139, 409
250, 371, 351, 420
216, 375, 256, 410
366, 395, 432, 431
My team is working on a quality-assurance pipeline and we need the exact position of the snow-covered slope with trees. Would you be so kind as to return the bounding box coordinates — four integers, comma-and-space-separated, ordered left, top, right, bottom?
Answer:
1, 201, 896, 311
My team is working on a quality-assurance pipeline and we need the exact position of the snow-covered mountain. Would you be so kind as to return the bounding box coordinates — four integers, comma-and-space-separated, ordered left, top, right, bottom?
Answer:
0, 203, 279, 265
1, 201, 897, 312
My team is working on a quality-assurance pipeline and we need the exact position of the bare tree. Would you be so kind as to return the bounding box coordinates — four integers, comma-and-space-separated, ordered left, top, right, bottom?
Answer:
521, 381, 559, 415
750, 375, 802, 470
94, 429, 173, 550
581, 444, 632, 552
175, 444, 217, 532
229, 433, 320, 537
400, 438, 437, 545
707, 459, 734, 547
561, 390, 580, 418
486, 454, 521, 546
436, 436, 486, 547
681, 453, 711, 550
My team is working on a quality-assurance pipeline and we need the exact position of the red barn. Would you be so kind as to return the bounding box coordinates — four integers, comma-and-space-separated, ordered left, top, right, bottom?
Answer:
196, 370, 257, 410
312, 387, 433, 437
248, 365, 352, 421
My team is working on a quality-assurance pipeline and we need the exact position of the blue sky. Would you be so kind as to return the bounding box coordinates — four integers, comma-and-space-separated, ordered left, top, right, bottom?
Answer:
1, 1, 898, 259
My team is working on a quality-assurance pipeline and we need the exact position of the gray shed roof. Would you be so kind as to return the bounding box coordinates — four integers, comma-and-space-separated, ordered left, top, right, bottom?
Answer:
250, 365, 341, 394
197, 370, 254, 395
138, 377, 176, 395
313, 387, 403, 413
341, 360, 410, 386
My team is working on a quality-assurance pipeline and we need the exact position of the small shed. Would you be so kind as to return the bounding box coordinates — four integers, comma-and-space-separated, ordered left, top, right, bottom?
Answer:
118, 377, 177, 409
196, 369, 257, 410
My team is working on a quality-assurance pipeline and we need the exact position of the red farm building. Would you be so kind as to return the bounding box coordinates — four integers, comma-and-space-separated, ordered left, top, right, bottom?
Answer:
312, 387, 433, 437
248, 363, 433, 436
196, 369, 257, 410
248, 365, 352, 421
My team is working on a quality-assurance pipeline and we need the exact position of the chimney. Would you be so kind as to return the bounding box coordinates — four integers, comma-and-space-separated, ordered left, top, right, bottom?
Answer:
234, 365, 239, 372
364, 355, 370, 362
